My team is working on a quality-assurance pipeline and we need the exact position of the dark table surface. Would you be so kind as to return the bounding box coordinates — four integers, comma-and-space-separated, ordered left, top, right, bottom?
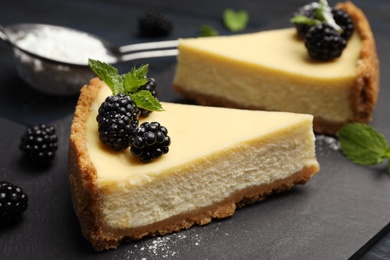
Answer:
0, 0, 389, 259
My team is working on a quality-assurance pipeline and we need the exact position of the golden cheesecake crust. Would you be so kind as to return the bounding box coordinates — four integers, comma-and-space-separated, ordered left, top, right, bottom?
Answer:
173, 1, 379, 135
338, 1, 379, 130
68, 78, 319, 251
68, 79, 104, 249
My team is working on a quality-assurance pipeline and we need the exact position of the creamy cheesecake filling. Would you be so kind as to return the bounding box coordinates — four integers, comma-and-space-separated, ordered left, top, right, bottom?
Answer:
173, 28, 362, 123
85, 85, 318, 229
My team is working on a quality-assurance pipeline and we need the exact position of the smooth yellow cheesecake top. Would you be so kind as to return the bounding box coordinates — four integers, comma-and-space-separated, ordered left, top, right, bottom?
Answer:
87, 85, 315, 187
178, 28, 361, 80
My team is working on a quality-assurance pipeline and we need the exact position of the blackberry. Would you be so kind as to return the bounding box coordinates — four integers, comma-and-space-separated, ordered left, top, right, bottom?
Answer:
332, 7, 354, 40
305, 23, 346, 61
96, 94, 139, 151
139, 9, 173, 37
129, 122, 171, 163
19, 124, 58, 164
138, 77, 158, 118
292, 2, 317, 38
0, 181, 28, 223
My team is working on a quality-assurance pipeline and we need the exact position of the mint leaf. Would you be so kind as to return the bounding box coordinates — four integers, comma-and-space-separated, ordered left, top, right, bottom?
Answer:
317, 0, 341, 32
290, 0, 342, 33
88, 59, 123, 94
199, 25, 219, 37
339, 123, 389, 166
223, 8, 249, 32
130, 90, 164, 112
290, 15, 321, 26
123, 64, 149, 93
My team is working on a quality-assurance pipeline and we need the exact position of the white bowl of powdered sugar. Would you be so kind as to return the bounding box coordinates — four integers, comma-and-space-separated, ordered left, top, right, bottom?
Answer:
0, 23, 119, 96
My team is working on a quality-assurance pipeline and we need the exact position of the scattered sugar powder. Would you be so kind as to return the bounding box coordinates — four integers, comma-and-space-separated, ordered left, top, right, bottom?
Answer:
140, 236, 177, 258
123, 231, 203, 259
316, 134, 340, 153
15, 26, 117, 65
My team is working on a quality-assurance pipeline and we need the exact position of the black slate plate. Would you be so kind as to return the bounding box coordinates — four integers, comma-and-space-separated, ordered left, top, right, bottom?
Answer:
0, 0, 390, 259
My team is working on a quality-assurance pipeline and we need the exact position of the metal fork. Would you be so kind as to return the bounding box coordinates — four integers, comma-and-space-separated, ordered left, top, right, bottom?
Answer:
118, 40, 179, 62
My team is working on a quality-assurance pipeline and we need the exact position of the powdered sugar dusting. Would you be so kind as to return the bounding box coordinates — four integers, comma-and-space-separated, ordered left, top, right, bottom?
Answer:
120, 222, 232, 259
122, 231, 202, 259
139, 236, 176, 258
316, 135, 340, 157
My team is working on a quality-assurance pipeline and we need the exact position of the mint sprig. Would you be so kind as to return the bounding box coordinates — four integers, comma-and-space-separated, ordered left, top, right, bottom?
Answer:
290, 0, 342, 33
88, 59, 164, 112
290, 16, 321, 26
123, 65, 149, 94
129, 90, 164, 111
317, 0, 341, 32
223, 8, 249, 32
339, 123, 390, 176
88, 59, 123, 93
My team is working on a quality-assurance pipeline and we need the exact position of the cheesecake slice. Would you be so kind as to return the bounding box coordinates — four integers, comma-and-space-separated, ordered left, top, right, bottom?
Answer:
173, 2, 379, 135
68, 78, 319, 251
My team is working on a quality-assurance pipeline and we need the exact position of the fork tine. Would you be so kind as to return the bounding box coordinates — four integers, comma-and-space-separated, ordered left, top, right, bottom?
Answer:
120, 49, 178, 62
119, 40, 178, 53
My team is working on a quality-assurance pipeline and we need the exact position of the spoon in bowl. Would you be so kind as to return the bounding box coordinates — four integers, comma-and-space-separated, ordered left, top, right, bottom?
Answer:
0, 23, 178, 65
0, 23, 179, 95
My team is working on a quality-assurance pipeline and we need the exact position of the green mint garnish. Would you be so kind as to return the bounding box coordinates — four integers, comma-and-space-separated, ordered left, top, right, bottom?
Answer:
199, 25, 219, 37
317, 0, 341, 32
123, 64, 149, 94
290, 15, 321, 26
88, 59, 123, 94
339, 123, 390, 176
130, 90, 164, 111
88, 59, 164, 112
223, 8, 249, 32
291, 0, 342, 33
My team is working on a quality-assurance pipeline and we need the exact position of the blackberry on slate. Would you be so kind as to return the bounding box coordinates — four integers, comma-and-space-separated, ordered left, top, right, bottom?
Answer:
0, 181, 28, 223
138, 77, 158, 118
129, 122, 171, 163
139, 9, 173, 37
19, 124, 58, 164
332, 7, 354, 40
305, 23, 346, 61
96, 94, 139, 151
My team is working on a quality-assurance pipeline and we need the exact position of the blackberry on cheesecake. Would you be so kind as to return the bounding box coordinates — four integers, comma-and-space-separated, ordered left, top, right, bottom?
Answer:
291, 0, 354, 60
130, 121, 171, 163
96, 94, 139, 151
88, 59, 168, 162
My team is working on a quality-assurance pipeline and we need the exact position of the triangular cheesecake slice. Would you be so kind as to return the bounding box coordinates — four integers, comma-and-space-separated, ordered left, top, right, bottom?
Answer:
68, 78, 319, 251
173, 2, 379, 135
